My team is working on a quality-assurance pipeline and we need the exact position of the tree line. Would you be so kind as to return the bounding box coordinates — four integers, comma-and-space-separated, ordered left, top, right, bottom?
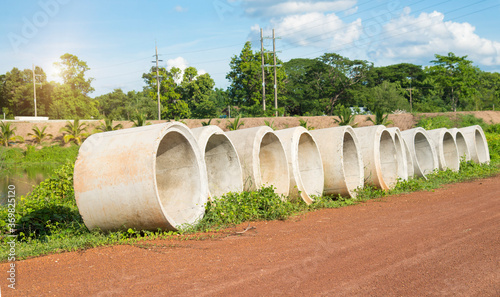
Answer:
1, 44, 499, 120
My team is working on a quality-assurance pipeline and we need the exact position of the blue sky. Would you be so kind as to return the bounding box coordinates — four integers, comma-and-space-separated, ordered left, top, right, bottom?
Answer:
1, 0, 500, 97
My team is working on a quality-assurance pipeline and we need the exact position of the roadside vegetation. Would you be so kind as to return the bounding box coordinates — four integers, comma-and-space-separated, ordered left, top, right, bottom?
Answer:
1, 116, 500, 261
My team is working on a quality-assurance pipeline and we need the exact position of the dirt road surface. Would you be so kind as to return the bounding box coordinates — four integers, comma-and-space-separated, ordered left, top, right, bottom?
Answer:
1, 176, 499, 296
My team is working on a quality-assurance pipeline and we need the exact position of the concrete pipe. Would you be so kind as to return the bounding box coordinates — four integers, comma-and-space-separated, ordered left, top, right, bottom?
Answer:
427, 128, 460, 171
74, 122, 209, 232
353, 125, 398, 190
401, 127, 439, 178
458, 125, 490, 164
191, 125, 243, 199
448, 128, 471, 162
401, 136, 415, 178
225, 126, 290, 196
386, 127, 409, 181
275, 127, 324, 204
310, 126, 364, 198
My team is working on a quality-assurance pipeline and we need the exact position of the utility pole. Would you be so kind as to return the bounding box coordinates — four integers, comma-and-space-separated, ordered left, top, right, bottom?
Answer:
262, 29, 282, 116
406, 79, 413, 113
152, 44, 163, 120
32, 64, 42, 117
260, 28, 266, 111
272, 29, 278, 117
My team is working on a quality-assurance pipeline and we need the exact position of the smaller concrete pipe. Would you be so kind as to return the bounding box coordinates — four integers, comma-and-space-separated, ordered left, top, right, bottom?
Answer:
427, 128, 460, 171
401, 136, 415, 178
275, 127, 324, 204
74, 122, 209, 232
448, 128, 471, 162
458, 125, 490, 164
225, 126, 290, 196
386, 127, 409, 181
191, 125, 243, 199
353, 125, 398, 190
401, 127, 439, 178
310, 126, 364, 198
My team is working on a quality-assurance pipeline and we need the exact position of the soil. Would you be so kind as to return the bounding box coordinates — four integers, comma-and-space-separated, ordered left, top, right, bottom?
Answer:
6, 111, 500, 148
1, 175, 499, 296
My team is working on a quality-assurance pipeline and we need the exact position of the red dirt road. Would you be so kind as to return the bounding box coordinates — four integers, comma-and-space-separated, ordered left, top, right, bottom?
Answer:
2, 176, 500, 296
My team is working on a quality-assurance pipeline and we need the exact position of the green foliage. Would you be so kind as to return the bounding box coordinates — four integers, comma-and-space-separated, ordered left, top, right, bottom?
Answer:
28, 126, 53, 144
94, 118, 123, 132
485, 133, 500, 163
226, 115, 244, 130
333, 105, 358, 126
201, 119, 213, 126
367, 109, 393, 126
0, 122, 24, 146
0, 145, 79, 170
298, 118, 314, 130
416, 115, 454, 130
264, 120, 276, 130
60, 119, 88, 145
131, 113, 151, 127
457, 114, 485, 128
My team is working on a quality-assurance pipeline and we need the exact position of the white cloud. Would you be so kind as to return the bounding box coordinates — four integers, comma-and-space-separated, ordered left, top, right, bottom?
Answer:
242, 0, 357, 17
174, 5, 187, 12
267, 12, 362, 49
166, 56, 189, 71
374, 8, 500, 65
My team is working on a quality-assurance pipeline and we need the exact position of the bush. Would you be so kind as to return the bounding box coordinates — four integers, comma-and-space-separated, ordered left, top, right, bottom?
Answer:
416, 115, 454, 129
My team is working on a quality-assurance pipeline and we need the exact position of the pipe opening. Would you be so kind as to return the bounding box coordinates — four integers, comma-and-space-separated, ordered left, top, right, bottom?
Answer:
442, 132, 459, 171
297, 133, 323, 196
343, 132, 362, 194
455, 132, 469, 161
393, 133, 406, 179
259, 132, 289, 194
379, 130, 398, 188
156, 131, 203, 226
475, 130, 488, 163
414, 132, 435, 176
204, 134, 241, 198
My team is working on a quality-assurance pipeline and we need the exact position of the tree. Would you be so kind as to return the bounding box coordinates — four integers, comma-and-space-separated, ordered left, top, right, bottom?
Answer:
94, 118, 123, 132
59, 119, 88, 145
316, 53, 372, 115
361, 81, 409, 112
177, 68, 217, 118
54, 53, 94, 96
28, 126, 53, 144
95, 89, 129, 120
426, 52, 479, 111
0, 122, 24, 146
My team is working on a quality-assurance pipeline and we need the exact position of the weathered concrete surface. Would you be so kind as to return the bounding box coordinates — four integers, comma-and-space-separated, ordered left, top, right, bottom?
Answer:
386, 127, 409, 181
225, 126, 290, 196
310, 126, 364, 198
192, 125, 243, 199
449, 128, 471, 162
275, 127, 324, 204
73, 122, 208, 231
401, 127, 439, 178
427, 128, 460, 171
354, 125, 398, 190
459, 125, 490, 164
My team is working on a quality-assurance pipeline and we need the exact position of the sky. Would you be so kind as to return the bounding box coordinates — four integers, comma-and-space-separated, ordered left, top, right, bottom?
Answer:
1, 0, 500, 97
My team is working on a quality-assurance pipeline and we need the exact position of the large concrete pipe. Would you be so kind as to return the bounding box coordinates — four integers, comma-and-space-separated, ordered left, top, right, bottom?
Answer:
401, 127, 439, 178
310, 126, 364, 198
353, 125, 398, 190
458, 125, 490, 164
225, 126, 290, 196
386, 127, 409, 181
74, 122, 209, 232
275, 127, 324, 204
427, 128, 460, 171
448, 128, 471, 162
401, 136, 415, 178
191, 125, 243, 199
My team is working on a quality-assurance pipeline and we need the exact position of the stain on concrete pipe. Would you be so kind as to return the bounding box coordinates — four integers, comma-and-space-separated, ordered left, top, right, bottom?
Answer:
275, 127, 324, 204
386, 127, 409, 181
427, 128, 460, 171
225, 126, 290, 196
448, 128, 471, 162
74, 122, 209, 232
401, 127, 439, 178
310, 126, 364, 198
458, 125, 490, 164
191, 125, 243, 199
354, 125, 398, 190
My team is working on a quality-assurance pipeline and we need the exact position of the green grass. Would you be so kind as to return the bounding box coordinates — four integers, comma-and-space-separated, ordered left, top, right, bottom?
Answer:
0, 145, 79, 174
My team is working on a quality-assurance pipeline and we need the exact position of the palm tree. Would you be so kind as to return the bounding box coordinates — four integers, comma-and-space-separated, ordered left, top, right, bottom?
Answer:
0, 122, 24, 147
60, 119, 88, 145
333, 105, 358, 127
367, 109, 393, 126
201, 119, 213, 126
28, 125, 53, 144
94, 118, 123, 132
131, 113, 151, 127
298, 118, 315, 130
226, 115, 244, 131
264, 120, 276, 130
